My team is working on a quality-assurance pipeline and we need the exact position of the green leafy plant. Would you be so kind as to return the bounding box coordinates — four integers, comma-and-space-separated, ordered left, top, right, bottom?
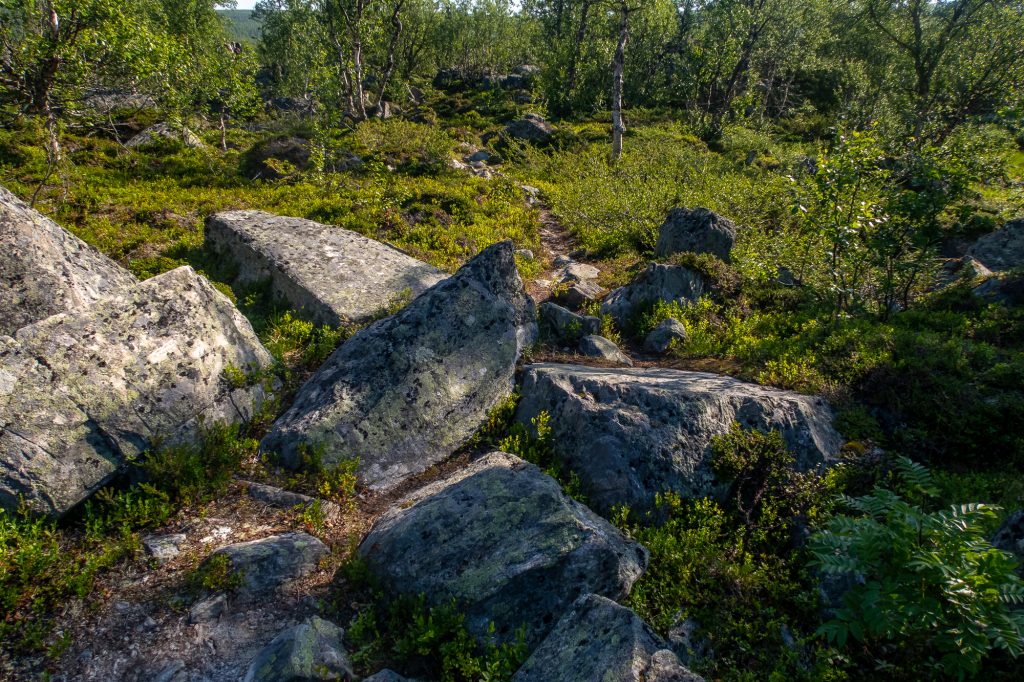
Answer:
188, 553, 243, 593
810, 457, 1024, 677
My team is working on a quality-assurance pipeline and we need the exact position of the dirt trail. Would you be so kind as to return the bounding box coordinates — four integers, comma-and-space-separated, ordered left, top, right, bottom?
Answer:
526, 202, 579, 303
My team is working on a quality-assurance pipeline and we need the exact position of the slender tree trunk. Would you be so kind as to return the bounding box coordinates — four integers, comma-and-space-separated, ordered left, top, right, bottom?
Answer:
611, 5, 630, 162
376, 0, 406, 111
566, 1, 592, 96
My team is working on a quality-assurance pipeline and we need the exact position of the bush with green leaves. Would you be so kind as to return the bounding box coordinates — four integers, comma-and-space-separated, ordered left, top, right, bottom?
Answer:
810, 457, 1024, 678
613, 426, 845, 680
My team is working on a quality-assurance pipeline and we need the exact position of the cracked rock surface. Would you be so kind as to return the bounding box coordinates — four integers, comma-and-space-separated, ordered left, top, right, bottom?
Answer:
0, 266, 273, 516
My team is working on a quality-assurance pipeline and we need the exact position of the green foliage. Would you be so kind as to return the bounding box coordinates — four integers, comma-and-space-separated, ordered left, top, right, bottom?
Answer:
810, 457, 1024, 677
143, 421, 259, 505
187, 552, 243, 593
341, 556, 528, 682
711, 424, 838, 554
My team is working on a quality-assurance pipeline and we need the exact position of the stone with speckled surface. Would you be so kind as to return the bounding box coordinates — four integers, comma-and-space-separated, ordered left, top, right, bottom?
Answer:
357, 452, 648, 649
261, 241, 537, 491
0, 185, 137, 335
205, 211, 446, 326
512, 594, 704, 682
515, 364, 843, 516
0, 266, 273, 516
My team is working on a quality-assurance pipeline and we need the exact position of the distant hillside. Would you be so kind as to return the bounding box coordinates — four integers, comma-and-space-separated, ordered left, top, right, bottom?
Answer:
218, 9, 262, 44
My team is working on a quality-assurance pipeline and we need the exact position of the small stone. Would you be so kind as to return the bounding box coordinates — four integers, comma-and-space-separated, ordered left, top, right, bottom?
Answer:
189, 593, 227, 624
644, 318, 688, 354
363, 671, 418, 682
559, 262, 600, 283
555, 280, 604, 311
579, 335, 633, 366
515, 249, 534, 261
539, 302, 601, 343
244, 616, 354, 682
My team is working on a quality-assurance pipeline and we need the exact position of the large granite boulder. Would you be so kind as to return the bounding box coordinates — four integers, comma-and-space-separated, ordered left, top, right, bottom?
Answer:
654, 207, 737, 262
244, 616, 353, 682
357, 452, 648, 648
0, 185, 137, 335
0, 266, 273, 516
515, 364, 843, 515
261, 241, 537, 490
968, 219, 1024, 272
600, 264, 708, 327
512, 594, 704, 682
503, 114, 555, 145
206, 211, 445, 326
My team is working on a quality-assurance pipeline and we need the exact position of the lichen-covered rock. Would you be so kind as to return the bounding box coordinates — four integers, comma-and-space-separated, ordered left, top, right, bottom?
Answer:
644, 318, 688, 354
261, 241, 537, 491
654, 207, 737, 262
968, 219, 1024, 272
357, 452, 648, 648
512, 594, 704, 682
539, 301, 600, 343
600, 264, 708, 326
0, 185, 137, 335
244, 616, 353, 682
126, 123, 205, 149
206, 211, 445, 326
246, 481, 343, 521
241, 136, 311, 180
579, 335, 633, 366
515, 364, 842, 515
202, 532, 329, 598
0, 266, 273, 516
503, 114, 555, 144
554, 279, 604, 311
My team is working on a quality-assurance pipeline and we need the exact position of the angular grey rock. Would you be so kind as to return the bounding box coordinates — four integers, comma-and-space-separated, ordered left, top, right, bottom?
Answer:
968, 219, 1024, 272
0, 266, 273, 516
554, 279, 604, 311
668, 616, 714, 667
654, 207, 737, 262
601, 264, 708, 326
539, 302, 601, 343
206, 211, 445, 326
512, 594, 704, 682
246, 481, 342, 520
515, 248, 534, 261
244, 616, 354, 682
0, 185, 137, 335
261, 241, 537, 491
126, 123, 205, 149
143, 533, 187, 565
189, 593, 227, 624
515, 364, 843, 515
579, 335, 633, 366
465, 150, 491, 164
363, 671, 418, 682
357, 452, 648, 648
504, 114, 555, 144
558, 262, 600, 283
202, 531, 328, 598
644, 318, 688, 354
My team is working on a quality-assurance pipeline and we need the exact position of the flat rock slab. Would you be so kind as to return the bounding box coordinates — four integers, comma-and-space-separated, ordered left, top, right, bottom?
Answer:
245, 481, 343, 520
0, 266, 273, 516
357, 452, 648, 649
204, 531, 329, 599
0, 185, 137, 335
516, 364, 843, 515
512, 594, 704, 682
205, 211, 446, 326
244, 616, 353, 682
261, 241, 537, 492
